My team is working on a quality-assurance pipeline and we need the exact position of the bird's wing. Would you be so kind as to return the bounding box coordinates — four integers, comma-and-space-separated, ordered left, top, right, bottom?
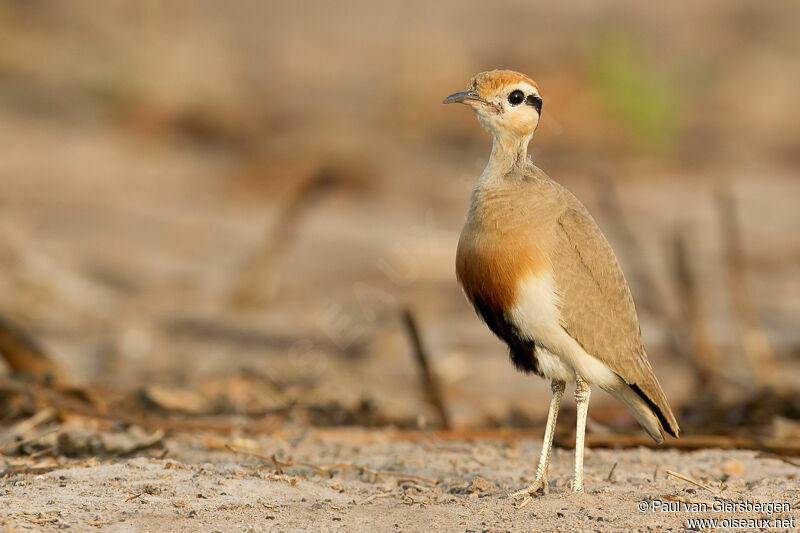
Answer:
550, 196, 680, 437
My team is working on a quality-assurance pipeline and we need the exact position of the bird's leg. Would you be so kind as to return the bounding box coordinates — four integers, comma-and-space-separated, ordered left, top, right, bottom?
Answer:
510, 380, 565, 498
572, 374, 591, 493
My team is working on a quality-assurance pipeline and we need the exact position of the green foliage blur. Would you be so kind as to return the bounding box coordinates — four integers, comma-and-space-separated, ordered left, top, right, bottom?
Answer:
587, 31, 679, 149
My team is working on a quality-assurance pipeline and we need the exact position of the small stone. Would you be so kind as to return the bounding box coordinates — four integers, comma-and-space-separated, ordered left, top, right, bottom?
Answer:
722, 460, 745, 475
467, 477, 493, 494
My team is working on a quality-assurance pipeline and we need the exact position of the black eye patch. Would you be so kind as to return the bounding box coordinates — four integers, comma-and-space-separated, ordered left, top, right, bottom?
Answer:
526, 94, 542, 113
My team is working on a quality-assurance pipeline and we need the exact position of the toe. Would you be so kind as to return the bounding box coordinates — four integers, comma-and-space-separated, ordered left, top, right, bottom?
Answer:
509, 478, 546, 499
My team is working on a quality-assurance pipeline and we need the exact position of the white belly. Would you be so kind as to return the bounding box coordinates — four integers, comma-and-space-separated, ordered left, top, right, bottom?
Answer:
534, 347, 574, 382
507, 272, 621, 388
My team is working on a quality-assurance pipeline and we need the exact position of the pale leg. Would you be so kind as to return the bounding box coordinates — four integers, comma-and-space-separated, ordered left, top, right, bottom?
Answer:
572, 374, 591, 493
511, 380, 566, 498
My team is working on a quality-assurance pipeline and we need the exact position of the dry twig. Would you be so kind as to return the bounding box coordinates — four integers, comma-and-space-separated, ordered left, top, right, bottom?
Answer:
226, 444, 439, 485
229, 165, 341, 307
755, 452, 800, 469
606, 461, 618, 482
664, 469, 721, 497
314, 428, 800, 456
573, 433, 800, 457
0, 314, 63, 383
671, 227, 720, 389
115, 430, 166, 457
0, 378, 289, 435
0, 464, 62, 478
0, 426, 58, 454
28, 445, 56, 459
9, 408, 56, 437
716, 185, 776, 388
162, 317, 363, 357
593, 175, 663, 316
23, 514, 59, 525
400, 307, 450, 429
358, 492, 394, 505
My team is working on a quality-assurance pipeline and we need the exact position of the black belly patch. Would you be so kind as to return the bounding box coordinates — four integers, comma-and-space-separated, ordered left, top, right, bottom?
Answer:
471, 296, 541, 375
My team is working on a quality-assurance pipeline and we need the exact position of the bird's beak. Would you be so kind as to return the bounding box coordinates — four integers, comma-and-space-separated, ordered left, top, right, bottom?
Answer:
443, 90, 484, 106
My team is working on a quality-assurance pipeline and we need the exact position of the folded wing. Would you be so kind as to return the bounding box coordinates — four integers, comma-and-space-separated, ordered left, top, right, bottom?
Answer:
550, 199, 680, 439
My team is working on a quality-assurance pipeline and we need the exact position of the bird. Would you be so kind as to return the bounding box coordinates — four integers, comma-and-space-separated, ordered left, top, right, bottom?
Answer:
443, 70, 679, 496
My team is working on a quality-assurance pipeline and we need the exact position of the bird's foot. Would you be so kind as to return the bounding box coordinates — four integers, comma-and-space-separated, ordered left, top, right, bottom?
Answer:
509, 475, 548, 500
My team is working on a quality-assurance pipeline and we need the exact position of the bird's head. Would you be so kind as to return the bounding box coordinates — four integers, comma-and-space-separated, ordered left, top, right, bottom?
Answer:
444, 69, 542, 144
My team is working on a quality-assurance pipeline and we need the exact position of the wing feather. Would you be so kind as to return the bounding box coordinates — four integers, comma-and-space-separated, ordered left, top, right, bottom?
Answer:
551, 198, 680, 437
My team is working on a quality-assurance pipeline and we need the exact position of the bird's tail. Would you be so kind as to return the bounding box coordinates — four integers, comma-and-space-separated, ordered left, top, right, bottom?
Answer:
606, 383, 669, 443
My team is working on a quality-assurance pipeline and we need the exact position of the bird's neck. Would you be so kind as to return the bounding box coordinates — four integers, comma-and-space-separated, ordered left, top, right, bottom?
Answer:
487, 132, 532, 175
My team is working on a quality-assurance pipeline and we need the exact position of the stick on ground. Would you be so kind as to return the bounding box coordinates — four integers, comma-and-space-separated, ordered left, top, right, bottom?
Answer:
226, 444, 439, 485
670, 227, 721, 391
313, 428, 800, 457
664, 469, 721, 497
400, 307, 451, 430
593, 174, 663, 316
0, 314, 63, 384
229, 165, 341, 308
716, 185, 776, 388
0, 379, 289, 435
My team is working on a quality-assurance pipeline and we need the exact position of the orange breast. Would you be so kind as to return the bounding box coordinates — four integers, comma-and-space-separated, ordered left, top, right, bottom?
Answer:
456, 227, 548, 312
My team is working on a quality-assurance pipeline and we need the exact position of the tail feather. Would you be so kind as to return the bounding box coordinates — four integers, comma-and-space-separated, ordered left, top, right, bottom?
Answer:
606, 383, 672, 442
629, 382, 681, 438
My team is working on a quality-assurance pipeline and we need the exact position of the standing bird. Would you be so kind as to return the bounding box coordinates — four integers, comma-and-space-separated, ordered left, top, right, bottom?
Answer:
444, 70, 679, 496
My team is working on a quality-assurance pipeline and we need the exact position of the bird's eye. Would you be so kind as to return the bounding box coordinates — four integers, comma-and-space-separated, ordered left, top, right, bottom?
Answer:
508, 90, 524, 106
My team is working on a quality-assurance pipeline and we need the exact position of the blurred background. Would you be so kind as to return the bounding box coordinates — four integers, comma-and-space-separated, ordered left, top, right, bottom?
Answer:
0, 0, 798, 444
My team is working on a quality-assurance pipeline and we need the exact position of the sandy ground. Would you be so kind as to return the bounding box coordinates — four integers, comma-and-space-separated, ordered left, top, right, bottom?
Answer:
1, 430, 798, 532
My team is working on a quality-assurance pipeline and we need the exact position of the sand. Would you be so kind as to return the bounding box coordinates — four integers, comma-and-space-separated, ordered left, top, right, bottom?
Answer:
2, 430, 798, 532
